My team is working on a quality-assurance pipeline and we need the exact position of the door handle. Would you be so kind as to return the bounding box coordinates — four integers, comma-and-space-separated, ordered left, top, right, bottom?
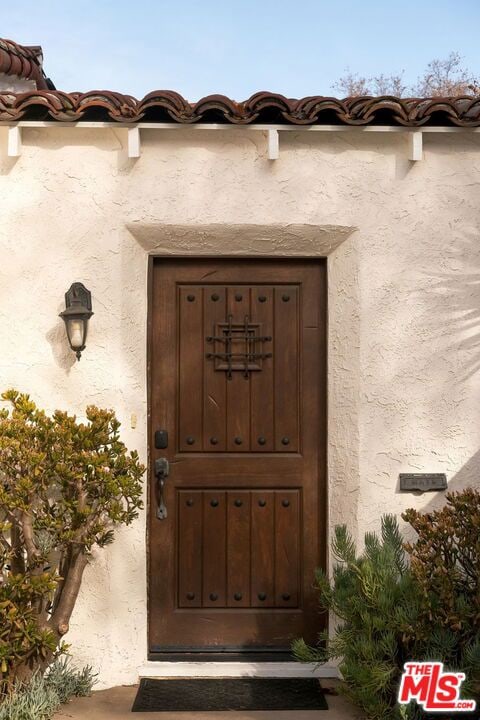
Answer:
154, 457, 170, 520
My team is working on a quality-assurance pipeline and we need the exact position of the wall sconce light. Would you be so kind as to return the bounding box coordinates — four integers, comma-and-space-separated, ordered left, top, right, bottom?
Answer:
59, 282, 93, 361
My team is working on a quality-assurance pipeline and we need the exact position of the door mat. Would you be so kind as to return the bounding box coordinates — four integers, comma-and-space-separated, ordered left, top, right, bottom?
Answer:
132, 677, 328, 712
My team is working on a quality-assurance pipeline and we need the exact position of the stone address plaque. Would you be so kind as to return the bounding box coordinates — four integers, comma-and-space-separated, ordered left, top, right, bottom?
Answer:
399, 473, 447, 492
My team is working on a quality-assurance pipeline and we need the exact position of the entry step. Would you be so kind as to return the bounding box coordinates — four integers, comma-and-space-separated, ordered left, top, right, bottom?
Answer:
148, 652, 295, 662
138, 660, 339, 679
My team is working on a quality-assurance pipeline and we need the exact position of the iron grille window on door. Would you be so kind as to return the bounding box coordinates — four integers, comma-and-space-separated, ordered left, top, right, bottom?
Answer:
205, 314, 273, 379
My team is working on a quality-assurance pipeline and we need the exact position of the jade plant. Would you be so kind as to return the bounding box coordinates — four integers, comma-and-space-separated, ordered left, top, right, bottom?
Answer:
0, 390, 144, 696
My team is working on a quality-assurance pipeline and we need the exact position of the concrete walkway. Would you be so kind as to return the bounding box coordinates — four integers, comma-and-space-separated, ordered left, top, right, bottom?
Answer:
54, 681, 359, 719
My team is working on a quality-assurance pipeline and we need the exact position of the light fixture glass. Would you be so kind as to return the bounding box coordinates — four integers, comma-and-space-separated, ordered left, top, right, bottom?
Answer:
66, 318, 86, 350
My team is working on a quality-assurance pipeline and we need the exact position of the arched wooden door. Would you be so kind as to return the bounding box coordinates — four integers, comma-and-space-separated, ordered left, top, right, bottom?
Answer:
148, 258, 326, 653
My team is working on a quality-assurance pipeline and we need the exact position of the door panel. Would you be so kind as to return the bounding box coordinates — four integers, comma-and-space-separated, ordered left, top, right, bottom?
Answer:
176, 489, 301, 610
149, 259, 326, 652
176, 284, 300, 454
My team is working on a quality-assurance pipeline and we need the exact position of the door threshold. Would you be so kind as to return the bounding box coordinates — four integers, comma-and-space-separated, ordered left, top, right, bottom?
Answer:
148, 652, 294, 662
139, 660, 339, 679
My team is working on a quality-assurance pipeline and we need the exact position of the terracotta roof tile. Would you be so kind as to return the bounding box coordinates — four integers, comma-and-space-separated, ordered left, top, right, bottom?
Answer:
0, 89, 479, 126
0, 38, 48, 90
0, 38, 479, 126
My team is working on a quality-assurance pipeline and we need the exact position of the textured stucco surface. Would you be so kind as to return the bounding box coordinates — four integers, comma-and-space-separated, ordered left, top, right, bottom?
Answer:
0, 72, 36, 92
0, 126, 479, 687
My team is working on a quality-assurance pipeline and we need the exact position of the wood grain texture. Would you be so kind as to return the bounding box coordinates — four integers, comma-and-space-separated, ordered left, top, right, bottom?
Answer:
203, 287, 227, 451
178, 491, 202, 608
202, 491, 227, 607
274, 286, 299, 452
227, 491, 251, 608
275, 490, 300, 608
226, 286, 251, 452
178, 286, 204, 452
251, 490, 275, 608
250, 286, 274, 452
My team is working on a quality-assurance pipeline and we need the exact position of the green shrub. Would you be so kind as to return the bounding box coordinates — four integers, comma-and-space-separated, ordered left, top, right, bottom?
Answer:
295, 496, 480, 719
403, 489, 480, 700
43, 657, 95, 704
293, 516, 420, 720
0, 658, 96, 720
0, 390, 145, 695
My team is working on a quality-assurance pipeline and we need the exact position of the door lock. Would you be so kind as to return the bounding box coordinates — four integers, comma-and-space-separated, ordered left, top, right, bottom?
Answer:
154, 429, 168, 449
154, 457, 169, 520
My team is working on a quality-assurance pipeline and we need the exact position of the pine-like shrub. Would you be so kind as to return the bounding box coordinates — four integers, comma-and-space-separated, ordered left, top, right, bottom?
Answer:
293, 516, 420, 720
295, 497, 480, 719
0, 390, 144, 696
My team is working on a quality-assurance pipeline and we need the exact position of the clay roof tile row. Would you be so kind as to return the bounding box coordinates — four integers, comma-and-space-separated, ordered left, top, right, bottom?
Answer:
0, 39, 479, 127
0, 38, 48, 90
0, 89, 479, 126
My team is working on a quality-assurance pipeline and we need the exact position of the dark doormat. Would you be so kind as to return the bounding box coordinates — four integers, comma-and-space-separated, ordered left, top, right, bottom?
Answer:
132, 677, 328, 712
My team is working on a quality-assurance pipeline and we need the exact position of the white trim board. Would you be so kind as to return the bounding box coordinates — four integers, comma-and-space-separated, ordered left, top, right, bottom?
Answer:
138, 662, 339, 679
4, 121, 478, 161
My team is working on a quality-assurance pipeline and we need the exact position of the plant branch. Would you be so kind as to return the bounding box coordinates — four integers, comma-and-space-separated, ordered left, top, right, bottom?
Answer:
9, 518, 25, 575
49, 546, 88, 639
20, 511, 40, 567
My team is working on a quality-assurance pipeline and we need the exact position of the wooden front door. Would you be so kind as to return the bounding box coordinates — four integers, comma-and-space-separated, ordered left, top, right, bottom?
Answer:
148, 258, 326, 653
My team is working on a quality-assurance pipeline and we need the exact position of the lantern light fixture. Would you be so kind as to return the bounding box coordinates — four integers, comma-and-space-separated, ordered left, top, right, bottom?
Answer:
59, 282, 93, 361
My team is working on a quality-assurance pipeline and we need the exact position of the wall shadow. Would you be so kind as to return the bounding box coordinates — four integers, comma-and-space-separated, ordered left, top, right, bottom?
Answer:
401, 229, 480, 517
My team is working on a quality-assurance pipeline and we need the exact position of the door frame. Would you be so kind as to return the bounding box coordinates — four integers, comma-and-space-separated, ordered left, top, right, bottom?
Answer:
146, 255, 328, 658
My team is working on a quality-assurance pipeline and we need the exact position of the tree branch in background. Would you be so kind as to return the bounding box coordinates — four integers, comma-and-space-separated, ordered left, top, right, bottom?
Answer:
333, 51, 480, 97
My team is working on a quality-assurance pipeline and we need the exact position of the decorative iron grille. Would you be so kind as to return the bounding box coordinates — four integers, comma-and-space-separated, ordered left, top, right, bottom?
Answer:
206, 314, 273, 379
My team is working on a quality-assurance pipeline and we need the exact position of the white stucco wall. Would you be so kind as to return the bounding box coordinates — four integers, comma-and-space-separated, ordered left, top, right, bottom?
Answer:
0, 125, 479, 688
0, 73, 37, 92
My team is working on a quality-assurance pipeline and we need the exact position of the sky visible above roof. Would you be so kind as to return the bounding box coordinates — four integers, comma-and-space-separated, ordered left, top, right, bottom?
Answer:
0, 0, 479, 101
